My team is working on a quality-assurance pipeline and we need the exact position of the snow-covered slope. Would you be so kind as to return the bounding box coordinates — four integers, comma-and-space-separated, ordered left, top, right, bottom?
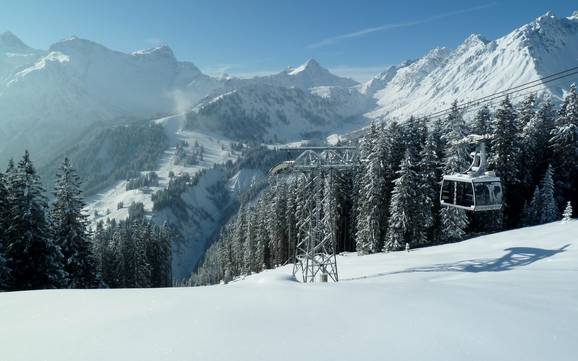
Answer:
225, 58, 358, 90
0, 35, 220, 164
185, 83, 370, 142
0, 31, 42, 81
366, 11, 578, 120
85, 114, 239, 279
1, 221, 577, 361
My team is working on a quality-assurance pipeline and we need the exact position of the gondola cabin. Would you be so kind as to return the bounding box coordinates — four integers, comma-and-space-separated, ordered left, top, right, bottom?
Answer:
440, 173, 502, 211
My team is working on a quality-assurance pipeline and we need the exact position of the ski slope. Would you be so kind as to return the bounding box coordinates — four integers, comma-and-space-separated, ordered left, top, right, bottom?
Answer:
1, 221, 577, 361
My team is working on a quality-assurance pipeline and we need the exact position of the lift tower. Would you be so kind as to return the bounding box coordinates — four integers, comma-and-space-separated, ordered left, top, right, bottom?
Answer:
270, 146, 358, 282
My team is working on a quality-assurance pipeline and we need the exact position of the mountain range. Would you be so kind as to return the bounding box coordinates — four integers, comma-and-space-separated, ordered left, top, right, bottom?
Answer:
2, 10, 578, 165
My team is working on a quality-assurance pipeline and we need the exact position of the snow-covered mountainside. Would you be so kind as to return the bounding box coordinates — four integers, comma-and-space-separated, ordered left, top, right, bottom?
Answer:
0, 31, 42, 81
185, 83, 370, 142
226, 58, 358, 89
85, 114, 240, 279
0, 35, 220, 164
0, 31, 361, 166
2, 221, 576, 361
365, 11, 578, 120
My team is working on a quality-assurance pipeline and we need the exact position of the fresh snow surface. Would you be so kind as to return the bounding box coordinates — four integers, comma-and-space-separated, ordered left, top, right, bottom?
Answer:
1, 221, 577, 361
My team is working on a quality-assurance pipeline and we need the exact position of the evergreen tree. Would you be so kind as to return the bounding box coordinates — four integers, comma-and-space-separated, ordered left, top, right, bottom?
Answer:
0, 172, 12, 290
473, 105, 492, 136
51, 158, 100, 288
517, 95, 537, 189
385, 150, 424, 251
550, 84, 578, 209
322, 171, 340, 255
243, 210, 258, 274
119, 222, 136, 287
267, 182, 288, 266
134, 221, 152, 288
254, 198, 270, 271
522, 186, 541, 226
355, 123, 386, 254
440, 101, 469, 242
231, 204, 248, 275
562, 201, 573, 223
418, 133, 440, 244
6, 151, 67, 290
285, 180, 298, 263
156, 222, 172, 287
523, 100, 555, 185
491, 95, 522, 226
539, 165, 558, 224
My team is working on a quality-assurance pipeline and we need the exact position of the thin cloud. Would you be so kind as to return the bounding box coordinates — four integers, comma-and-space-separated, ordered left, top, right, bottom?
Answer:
308, 2, 496, 49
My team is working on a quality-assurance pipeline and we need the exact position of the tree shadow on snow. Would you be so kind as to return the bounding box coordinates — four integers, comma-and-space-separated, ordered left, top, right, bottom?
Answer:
343, 244, 570, 281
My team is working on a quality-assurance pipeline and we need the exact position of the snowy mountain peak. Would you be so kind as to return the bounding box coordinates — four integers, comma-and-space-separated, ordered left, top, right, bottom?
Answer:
0, 31, 34, 53
49, 36, 113, 55
238, 58, 358, 89
423, 46, 451, 60
132, 45, 175, 59
288, 58, 324, 75
461, 33, 489, 47
366, 9, 578, 121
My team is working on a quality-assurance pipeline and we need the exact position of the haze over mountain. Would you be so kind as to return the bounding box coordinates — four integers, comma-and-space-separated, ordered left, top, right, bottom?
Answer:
2, 11, 578, 166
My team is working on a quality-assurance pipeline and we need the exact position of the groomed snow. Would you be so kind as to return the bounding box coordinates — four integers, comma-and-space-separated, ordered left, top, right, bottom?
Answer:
1, 221, 577, 361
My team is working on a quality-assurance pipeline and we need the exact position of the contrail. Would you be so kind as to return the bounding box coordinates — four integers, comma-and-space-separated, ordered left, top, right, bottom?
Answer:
308, 2, 496, 49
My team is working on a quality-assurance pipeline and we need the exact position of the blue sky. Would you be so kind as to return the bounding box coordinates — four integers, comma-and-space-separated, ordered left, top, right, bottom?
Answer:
1, 0, 576, 81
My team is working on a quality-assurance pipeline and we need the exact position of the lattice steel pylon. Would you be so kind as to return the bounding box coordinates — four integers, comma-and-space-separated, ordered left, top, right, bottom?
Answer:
270, 147, 358, 282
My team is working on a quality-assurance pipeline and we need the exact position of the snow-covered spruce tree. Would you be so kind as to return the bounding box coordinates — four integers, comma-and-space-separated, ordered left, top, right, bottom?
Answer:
403, 116, 426, 157
51, 158, 100, 288
93, 220, 110, 285
156, 222, 172, 287
562, 201, 573, 223
539, 165, 558, 224
285, 179, 298, 263
364, 121, 407, 247
550, 84, 578, 209
385, 150, 424, 251
6, 151, 67, 290
322, 171, 340, 255
119, 222, 136, 287
231, 204, 248, 275
243, 210, 258, 274
355, 123, 387, 254
254, 197, 270, 271
522, 186, 541, 226
215, 224, 232, 282
134, 221, 152, 288
335, 170, 356, 253
267, 181, 289, 266
517, 95, 537, 189
355, 123, 383, 254
0, 172, 12, 290
523, 99, 555, 185
149, 222, 169, 285
491, 95, 522, 227
440, 101, 469, 243
473, 105, 492, 136
418, 132, 439, 244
